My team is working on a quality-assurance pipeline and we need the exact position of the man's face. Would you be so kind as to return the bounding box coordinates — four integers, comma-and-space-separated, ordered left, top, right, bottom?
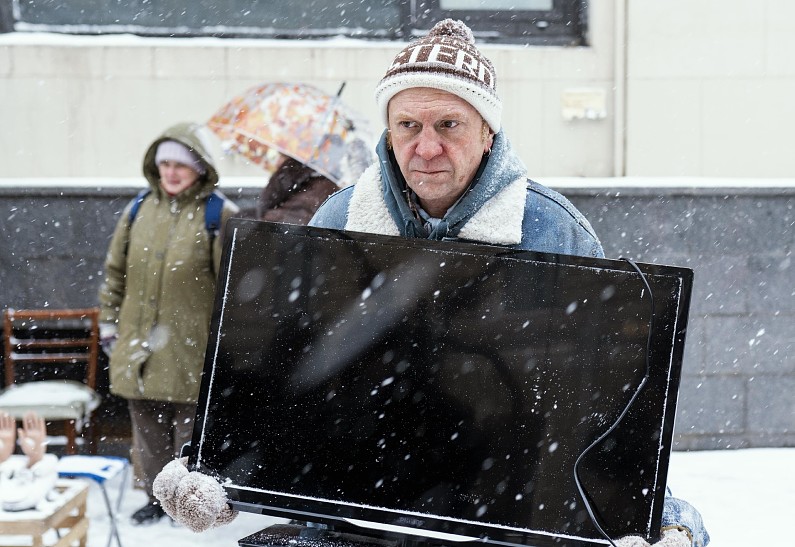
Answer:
387, 87, 493, 218
158, 161, 201, 196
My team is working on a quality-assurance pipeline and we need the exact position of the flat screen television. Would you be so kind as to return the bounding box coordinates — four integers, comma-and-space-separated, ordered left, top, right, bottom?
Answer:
189, 219, 693, 547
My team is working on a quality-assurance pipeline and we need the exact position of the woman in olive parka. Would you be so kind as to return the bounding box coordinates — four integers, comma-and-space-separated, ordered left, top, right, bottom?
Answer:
98, 122, 238, 525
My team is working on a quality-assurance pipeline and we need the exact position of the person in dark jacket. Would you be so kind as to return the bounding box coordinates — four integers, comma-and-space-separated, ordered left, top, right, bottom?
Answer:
255, 155, 339, 225
98, 122, 239, 525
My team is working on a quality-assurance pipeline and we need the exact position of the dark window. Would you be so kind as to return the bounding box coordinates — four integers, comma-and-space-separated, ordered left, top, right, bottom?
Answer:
414, 0, 587, 45
3, 0, 586, 45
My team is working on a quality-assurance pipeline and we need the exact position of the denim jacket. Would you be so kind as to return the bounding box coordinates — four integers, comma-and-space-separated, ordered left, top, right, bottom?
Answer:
663, 489, 710, 546
311, 130, 603, 258
309, 130, 709, 546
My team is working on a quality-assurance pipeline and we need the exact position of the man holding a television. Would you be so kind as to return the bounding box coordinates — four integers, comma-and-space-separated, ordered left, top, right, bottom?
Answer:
155, 18, 708, 547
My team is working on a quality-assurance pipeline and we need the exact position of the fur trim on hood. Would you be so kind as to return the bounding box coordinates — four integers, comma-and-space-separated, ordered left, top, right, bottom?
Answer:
346, 131, 528, 246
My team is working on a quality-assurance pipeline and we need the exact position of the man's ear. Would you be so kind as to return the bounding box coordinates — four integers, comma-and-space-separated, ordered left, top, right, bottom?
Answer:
481, 120, 494, 153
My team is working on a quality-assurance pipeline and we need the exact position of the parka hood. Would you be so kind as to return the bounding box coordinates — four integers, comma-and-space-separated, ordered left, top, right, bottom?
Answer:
142, 122, 219, 197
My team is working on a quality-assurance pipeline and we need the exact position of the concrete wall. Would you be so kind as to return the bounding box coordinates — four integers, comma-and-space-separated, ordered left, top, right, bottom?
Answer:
2, 1, 794, 178
1, 181, 793, 450
575, 181, 795, 450
625, 1, 795, 177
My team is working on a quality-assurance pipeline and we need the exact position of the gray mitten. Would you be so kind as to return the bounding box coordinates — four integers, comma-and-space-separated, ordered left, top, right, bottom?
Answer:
152, 457, 188, 519
99, 323, 118, 357
615, 528, 692, 547
152, 457, 238, 532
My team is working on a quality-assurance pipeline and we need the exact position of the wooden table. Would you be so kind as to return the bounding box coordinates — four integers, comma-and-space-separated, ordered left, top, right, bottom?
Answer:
0, 479, 89, 547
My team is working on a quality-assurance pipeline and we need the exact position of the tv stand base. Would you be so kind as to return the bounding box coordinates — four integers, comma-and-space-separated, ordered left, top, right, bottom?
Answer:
239, 523, 438, 547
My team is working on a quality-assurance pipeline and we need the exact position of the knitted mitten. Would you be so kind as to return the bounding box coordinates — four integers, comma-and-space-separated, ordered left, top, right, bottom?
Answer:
615, 528, 692, 547
152, 457, 238, 532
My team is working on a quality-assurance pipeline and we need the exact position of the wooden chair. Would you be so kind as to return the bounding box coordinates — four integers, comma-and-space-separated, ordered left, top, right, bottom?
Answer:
1, 307, 101, 454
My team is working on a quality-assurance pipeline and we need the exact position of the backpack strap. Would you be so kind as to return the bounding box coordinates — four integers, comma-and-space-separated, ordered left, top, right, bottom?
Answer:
128, 189, 151, 225
204, 190, 226, 242
129, 188, 224, 236
123, 189, 151, 257
125, 189, 225, 265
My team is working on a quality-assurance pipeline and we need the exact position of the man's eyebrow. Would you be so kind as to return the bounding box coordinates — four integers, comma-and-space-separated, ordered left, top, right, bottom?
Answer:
391, 108, 469, 120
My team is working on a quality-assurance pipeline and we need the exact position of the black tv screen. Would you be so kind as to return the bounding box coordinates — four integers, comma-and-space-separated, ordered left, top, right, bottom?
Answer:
190, 219, 692, 547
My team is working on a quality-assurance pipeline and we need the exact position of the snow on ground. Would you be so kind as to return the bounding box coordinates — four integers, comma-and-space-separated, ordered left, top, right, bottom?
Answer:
666, 448, 792, 547
1, 448, 787, 546
82, 483, 285, 547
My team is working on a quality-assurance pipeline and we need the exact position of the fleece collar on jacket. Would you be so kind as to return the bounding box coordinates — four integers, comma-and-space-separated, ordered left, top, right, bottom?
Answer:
346, 131, 529, 245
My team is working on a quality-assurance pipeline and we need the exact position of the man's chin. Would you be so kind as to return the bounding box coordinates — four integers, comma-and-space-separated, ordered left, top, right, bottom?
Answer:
408, 175, 450, 191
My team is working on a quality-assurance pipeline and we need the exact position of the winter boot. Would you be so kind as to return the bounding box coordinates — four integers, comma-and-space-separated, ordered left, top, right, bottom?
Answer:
131, 500, 166, 525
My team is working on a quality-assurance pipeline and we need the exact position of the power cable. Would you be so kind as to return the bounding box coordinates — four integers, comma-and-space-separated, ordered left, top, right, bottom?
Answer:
573, 257, 655, 547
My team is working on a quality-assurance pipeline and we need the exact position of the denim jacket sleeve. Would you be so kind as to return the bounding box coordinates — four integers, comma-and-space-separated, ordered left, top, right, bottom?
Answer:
663, 488, 710, 546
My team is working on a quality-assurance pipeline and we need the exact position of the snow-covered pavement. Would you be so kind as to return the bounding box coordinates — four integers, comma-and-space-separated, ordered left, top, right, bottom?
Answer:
3, 448, 788, 547
666, 447, 791, 546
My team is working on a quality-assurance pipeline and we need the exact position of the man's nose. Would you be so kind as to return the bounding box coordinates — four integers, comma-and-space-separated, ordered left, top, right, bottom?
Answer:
415, 128, 443, 160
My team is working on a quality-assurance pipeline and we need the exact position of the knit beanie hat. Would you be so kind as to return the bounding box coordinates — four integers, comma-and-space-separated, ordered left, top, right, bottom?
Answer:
155, 140, 206, 176
375, 19, 501, 133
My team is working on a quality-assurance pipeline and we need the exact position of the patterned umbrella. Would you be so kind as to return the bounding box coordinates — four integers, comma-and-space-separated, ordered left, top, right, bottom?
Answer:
207, 82, 375, 187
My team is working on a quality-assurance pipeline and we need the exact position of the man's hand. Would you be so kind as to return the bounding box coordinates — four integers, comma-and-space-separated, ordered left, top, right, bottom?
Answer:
153, 457, 238, 532
18, 412, 47, 467
615, 528, 692, 547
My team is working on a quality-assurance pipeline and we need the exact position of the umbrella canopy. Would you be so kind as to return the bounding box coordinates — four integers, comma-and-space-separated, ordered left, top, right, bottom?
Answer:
208, 82, 375, 187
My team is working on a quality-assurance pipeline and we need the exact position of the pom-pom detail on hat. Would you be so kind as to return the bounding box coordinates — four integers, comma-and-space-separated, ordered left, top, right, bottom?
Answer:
428, 18, 475, 44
